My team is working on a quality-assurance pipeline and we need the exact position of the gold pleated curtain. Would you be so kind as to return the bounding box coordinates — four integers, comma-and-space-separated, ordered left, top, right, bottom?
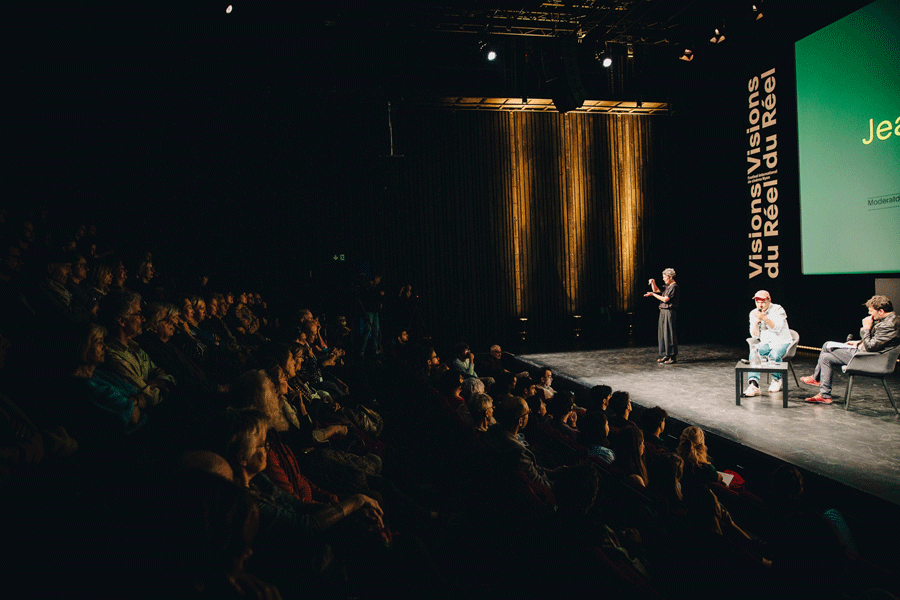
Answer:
372, 107, 660, 345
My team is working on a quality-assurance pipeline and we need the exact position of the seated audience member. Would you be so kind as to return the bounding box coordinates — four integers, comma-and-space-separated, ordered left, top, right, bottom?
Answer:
612, 425, 648, 488
606, 390, 635, 432
646, 451, 685, 517
450, 342, 478, 379
437, 369, 465, 415
802, 294, 900, 404
514, 375, 537, 402
129, 259, 159, 303
547, 390, 579, 443
32, 248, 75, 323
108, 258, 128, 293
65, 252, 97, 322
476, 344, 508, 380
88, 262, 112, 298
231, 369, 340, 505
418, 345, 442, 384
137, 303, 213, 395
676, 426, 724, 504
460, 377, 484, 404
207, 408, 386, 597
638, 406, 670, 454
62, 321, 147, 435
174, 296, 208, 362
485, 395, 553, 491
189, 295, 220, 347
577, 410, 615, 465
489, 370, 516, 399
457, 377, 485, 425
587, 384, 612, 413
98, 289, 175, 408
140, 467, 283, 599
205, 293, 242, 351
534, 368, 556, 401
467, 392, 495, 434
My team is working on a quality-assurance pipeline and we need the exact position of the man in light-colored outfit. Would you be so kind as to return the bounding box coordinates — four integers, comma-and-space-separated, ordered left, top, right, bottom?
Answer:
744, 290, 792, 396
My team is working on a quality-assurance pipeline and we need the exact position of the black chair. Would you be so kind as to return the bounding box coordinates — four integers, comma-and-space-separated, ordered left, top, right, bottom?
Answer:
841, 344, 900, 415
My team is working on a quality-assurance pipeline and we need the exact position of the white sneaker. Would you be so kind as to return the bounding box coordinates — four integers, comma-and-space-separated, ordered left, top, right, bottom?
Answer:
768, 379, 782, 393
743, 382, 761, 396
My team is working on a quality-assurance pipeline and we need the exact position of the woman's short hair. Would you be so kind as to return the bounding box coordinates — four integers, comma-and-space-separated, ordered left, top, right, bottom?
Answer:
662, 268, 676, 279
145, 302, 179, 332
467, 392, 493, 416
460, 377, 484, 401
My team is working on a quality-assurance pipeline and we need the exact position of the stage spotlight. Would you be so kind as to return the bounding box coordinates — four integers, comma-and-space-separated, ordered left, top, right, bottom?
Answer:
678, 48, 694, 62
487, 49, 498, 61
709, 27, 725, 44
595, 50, 612, 68
225, 4, 233, 13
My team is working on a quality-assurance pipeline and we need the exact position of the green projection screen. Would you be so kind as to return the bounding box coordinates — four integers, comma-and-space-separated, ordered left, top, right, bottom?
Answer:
796, 0, 900, 275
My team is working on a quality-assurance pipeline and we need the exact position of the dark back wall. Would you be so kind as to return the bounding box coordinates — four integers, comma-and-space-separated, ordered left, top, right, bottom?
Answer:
11, 2, 895, 352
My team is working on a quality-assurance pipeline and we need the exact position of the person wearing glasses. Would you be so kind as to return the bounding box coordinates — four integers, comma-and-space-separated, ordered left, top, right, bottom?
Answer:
486, 395, 552, 490
98, 289, 175, 408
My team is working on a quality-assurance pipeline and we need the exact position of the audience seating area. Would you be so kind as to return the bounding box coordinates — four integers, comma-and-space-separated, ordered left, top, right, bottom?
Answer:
1, 212, 897, 600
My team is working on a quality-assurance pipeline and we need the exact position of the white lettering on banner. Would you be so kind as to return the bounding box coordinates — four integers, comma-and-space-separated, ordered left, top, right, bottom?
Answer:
747, 68, 779, 280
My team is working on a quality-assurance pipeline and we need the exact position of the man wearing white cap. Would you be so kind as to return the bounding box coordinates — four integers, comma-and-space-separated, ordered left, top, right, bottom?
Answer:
743, 290, 792, 397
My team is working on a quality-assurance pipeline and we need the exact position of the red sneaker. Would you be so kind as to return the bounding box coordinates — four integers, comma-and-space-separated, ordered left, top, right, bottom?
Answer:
800, 376, 821, 386
804, 395, 832, 404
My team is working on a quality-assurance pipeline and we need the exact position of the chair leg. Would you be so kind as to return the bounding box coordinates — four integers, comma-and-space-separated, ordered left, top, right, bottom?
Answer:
788, 362, 799, 387
882, 378, 900, 416
844, 376, 853, 411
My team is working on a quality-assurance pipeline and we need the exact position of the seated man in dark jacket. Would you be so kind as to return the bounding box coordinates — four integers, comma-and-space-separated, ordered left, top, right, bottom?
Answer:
803, 295, 900, 404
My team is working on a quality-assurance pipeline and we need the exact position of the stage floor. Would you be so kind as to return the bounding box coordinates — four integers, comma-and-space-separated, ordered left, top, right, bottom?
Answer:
516, 344, 900, 506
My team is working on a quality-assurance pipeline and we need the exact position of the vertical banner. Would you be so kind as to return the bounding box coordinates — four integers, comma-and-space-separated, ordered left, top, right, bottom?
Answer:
746, 67, 780, 285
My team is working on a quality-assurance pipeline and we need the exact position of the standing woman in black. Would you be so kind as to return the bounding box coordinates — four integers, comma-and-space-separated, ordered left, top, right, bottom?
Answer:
645, 267, 679, 364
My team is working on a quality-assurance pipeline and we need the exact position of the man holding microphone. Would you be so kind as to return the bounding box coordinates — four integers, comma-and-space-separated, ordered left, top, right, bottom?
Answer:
744, 290, 792, 397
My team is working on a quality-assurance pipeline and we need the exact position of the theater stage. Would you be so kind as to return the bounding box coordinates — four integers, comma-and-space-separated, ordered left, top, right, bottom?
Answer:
514, 344, 900, 506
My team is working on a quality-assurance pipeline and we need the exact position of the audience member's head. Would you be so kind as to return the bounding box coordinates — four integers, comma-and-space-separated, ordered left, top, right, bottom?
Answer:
206, 407, 269, 479
588, 385, 613, 412
438, 368, 464, 396
607, 391, 632, 419
230, 369, 288, 432
548, 390, 575, 422
467, 393, 495, 432
460, 377, 484, 402
98, 289, 143, 340
513, 376, 536, 399
526, 393, 547, 419
490, 371, 516, 397
495, 395, 530, 434
639, 406, 668, 440
612, 426, 647, 487
577, 410, 610, 448
144, 302, 179, 342
677, 426, 711, 469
